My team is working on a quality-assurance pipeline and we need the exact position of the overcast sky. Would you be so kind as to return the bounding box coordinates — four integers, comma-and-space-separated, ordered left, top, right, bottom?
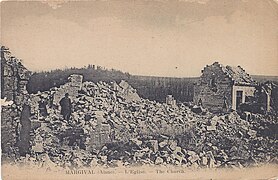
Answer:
1, 0, 277, 77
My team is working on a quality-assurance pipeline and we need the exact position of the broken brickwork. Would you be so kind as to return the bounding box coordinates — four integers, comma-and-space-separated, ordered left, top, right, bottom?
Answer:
1, 105, 20, 153
166, 95, 177, 107
1, 74, 277, 169
194, 62, 257, 112
260, 82, 278, 113
1, 46, 31, 155
53, 74, 83, 105
1, 46, 31, 103
89, 123, 111, 150
88, 111, 111, 150
1, 54, 277, 170
194, 62, 233, 112
68, 74, 83, 89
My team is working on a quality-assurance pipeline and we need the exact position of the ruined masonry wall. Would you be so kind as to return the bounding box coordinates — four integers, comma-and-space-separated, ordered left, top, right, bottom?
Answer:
1, 47, 32, 154
1, 106, 20, 153
53, 74, 83, 105
1, 47, 31, 102
194, 63, 233, 112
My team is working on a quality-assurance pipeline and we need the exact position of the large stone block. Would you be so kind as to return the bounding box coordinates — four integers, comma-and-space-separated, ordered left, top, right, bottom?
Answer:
89, 123, 111, 150
68, 74, 83, 89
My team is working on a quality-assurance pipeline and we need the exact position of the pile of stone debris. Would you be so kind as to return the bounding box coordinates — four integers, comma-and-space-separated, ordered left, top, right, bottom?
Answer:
1, 78, 277, 170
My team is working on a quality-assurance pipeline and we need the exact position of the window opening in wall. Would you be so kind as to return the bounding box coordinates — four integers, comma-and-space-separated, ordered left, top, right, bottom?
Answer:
236, 90, 243, 108
209, 76, 217, 92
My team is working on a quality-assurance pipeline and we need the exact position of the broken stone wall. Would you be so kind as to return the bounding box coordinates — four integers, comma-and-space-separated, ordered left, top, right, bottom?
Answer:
53, 74, 83, 105
68, 74, 83, 89
89, 124, 111, 150
270, 85, 278, 113
194, 62, 233, 112
260, 82, 278, 113
1, 46, 31, 155
166, 95, 177, 106
1, 106, 20, 153
1, 46, 31, 103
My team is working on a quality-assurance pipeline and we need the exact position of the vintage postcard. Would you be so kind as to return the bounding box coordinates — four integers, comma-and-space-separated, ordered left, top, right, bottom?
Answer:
1, 0, 278, 179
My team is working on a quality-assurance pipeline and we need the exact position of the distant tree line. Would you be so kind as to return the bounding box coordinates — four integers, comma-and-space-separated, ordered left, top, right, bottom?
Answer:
129, 76, 197, 102
27, 65, 197, 102
27, 65, 131, 92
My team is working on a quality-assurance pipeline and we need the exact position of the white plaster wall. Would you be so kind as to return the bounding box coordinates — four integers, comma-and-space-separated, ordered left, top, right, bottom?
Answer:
232, 85, 256, 110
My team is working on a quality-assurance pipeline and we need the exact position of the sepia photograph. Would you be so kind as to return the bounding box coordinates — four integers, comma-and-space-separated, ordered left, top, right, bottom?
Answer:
1, 0, 278, 179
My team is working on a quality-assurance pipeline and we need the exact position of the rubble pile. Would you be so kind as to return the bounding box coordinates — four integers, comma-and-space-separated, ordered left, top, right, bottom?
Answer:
2, 78, 277, 170
90, 112, 277, 168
